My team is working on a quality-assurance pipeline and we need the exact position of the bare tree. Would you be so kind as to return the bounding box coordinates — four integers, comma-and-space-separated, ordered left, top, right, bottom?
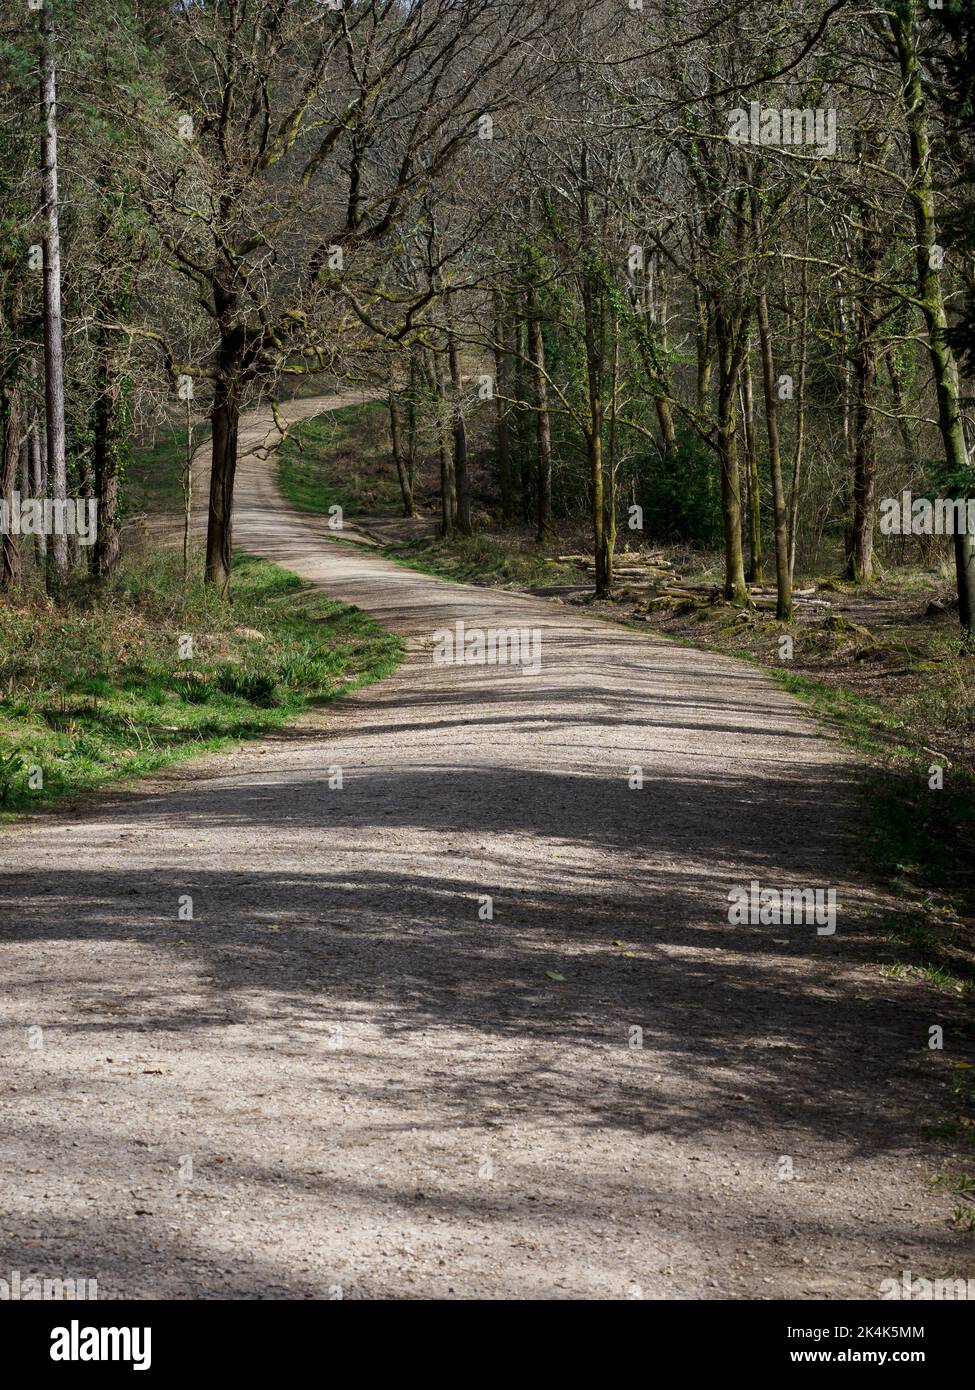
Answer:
39, 0, 68, 588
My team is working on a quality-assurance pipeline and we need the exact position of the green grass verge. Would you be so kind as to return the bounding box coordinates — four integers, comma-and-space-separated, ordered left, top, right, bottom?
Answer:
127, 423, 211, 515
381, 534, 589, 591
775, 670, 975, 907
277, 401, 399, 516
768, 667, 975, 1006
0, 548, 402, 815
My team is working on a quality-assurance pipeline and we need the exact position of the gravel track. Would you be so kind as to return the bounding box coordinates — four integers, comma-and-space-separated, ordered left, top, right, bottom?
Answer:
1, 395, 969, 1300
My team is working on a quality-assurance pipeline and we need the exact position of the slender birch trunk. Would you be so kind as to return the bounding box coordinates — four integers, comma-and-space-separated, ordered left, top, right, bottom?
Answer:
39, 1, 68, 589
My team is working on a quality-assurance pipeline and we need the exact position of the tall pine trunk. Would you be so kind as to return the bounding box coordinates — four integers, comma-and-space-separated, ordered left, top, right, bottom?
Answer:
39, 3, 68, 589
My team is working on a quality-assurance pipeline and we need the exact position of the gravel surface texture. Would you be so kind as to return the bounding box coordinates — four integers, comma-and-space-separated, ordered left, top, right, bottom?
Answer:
1, 395, 970, 1300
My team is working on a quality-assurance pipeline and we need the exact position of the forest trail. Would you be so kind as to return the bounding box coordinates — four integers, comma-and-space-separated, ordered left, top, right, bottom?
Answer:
0, 396, 967, 1299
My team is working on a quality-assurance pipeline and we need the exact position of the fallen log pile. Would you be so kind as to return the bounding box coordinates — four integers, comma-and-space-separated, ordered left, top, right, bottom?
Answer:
555, 553, 831, 612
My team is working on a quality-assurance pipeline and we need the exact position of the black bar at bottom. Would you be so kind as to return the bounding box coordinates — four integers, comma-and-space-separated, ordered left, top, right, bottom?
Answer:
1, 1299, 968, 1375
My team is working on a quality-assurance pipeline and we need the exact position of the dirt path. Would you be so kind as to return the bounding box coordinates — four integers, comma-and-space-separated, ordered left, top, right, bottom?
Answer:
1, 396, 970, 1300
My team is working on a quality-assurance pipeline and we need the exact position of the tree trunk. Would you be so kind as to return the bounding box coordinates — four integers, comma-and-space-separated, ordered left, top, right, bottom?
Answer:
893, 6, 975, 632
492, 293, 514, 526
388, 387, 415, 517
606, 329, 619, 570
754, 290, 793, 618
788, 233, 809, 583
847, 352, 878, 584
205, 374, 240, 592
887, 352, 919, 473
406, 352, 419, 497
39, 3, 68, 589
748, 186, 791, 617
647, 253, 678, 458
741, 346, 764, 584
715, 303, 749, 605
655, 397, 677, 457
526, 283, 552, 541
30, 365, 47, 566
582, 274, 611, 596
693, 269, 715, 413
182, 398, 193, 580
446, 324, 471, 535
1, 382, 22, 591
846, 205, 880, 584
513, 313, 532, 522
92, 343, 125, 578
430, 348, 454, 538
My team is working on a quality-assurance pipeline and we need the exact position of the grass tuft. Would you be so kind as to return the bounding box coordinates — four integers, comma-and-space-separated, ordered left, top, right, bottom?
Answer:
0, 547, 402, 814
